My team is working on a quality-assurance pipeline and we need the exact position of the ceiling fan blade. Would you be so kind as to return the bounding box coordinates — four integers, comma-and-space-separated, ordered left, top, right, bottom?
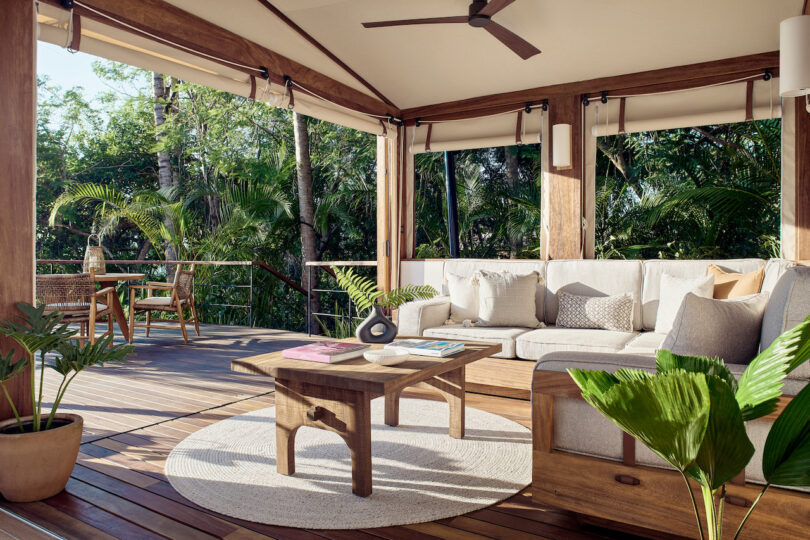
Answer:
484, 22, 541, 59
479, 0, 517, 17
362, 16, 468, 28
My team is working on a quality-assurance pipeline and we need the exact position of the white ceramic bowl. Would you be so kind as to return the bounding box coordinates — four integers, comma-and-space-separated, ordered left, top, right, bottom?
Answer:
363, 347, 410, 366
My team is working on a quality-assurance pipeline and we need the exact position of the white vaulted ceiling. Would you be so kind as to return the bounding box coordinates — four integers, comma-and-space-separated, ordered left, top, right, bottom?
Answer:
166, 0, 803, 109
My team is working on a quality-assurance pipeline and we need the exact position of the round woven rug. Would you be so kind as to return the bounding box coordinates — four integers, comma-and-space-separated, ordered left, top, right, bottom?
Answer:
165, 398, 531, 529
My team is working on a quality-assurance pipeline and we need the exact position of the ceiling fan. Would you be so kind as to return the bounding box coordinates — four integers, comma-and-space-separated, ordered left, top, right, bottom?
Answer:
361, 0, 540, 60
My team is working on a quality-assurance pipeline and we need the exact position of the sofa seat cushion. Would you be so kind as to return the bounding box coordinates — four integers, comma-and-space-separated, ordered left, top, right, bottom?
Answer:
422, 324, 531, 359
534, 351, 808, 490
621, 331, 667, 354
516, 327, 637, 360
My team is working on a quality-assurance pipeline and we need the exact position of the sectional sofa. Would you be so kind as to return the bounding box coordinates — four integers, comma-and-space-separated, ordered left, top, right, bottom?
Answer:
397, 257, 810, 539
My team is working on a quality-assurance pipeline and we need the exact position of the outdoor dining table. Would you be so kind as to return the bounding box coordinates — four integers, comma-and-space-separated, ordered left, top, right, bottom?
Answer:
94, 272, 145, 340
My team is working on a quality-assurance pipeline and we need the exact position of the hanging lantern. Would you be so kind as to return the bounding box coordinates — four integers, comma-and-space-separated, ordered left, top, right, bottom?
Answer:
83, 234, 106, 274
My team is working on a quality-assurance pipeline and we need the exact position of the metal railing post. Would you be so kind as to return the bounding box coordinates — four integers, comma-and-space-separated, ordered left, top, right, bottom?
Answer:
307, 264, 312, 336
248, 264, 253, 327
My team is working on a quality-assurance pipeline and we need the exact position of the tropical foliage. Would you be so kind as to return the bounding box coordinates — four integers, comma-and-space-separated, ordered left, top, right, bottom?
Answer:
0, 303, 133, 433
569, 317, 810, 539
333, 267, 437, 314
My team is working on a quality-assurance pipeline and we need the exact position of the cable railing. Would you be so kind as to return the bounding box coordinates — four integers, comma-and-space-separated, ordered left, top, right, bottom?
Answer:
36, 259, 305, 327
304, 260, 377, 336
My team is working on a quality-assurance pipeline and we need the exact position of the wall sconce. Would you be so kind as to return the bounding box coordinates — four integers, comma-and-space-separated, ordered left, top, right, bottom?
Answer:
552, 123, 572, 169
780, 15, 810, 112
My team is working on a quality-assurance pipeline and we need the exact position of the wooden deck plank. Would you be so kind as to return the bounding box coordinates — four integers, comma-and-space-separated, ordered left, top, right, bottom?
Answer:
0, 500, 115, 540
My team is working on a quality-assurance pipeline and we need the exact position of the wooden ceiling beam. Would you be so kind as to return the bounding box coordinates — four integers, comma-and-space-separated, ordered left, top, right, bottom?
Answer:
402, 51, 779, 121
40, 0, 396, 118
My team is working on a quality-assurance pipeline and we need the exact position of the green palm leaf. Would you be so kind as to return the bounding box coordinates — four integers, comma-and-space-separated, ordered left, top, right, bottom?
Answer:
762, 383, 810, 486
569, 369, 711, 472
656, 350, 737, 393
736, 315, 810, 421
688, 376, 754, 490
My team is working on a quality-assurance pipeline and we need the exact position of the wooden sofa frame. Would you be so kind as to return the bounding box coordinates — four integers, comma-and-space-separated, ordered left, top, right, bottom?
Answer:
532, 370, 810, 539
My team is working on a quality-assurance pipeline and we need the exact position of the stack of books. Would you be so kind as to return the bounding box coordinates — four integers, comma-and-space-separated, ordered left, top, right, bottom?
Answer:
385, 339, 464, 358
281, 341, 369, 363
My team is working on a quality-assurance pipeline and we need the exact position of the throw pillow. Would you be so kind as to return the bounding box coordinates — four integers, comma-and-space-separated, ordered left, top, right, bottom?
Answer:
475, 270, 541, 327
654, 273, 714, 334
446, 273, 479, 323
706, 264, 764, 299
661, 292, 769, 365
556, 291, 634, 332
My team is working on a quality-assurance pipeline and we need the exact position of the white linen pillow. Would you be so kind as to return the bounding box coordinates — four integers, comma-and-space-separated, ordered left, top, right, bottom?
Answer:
446, 272, 479, 323
661, 292, 769, 365
654, 273, 714, 333
556, 291, 634, 332
475, 270, 541, 328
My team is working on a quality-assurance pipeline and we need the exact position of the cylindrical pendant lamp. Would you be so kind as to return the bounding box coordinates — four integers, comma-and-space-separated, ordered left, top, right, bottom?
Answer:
552, 123, 572, 169
780, 15, 810, 98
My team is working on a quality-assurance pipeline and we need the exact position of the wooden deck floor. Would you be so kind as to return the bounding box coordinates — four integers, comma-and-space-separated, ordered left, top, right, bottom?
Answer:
1, 325, 649, 539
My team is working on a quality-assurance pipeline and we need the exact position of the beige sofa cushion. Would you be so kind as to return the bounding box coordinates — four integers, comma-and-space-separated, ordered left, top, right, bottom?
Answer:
641, 259, 765, 330
661, 293, 769, 365
444, 259, 546, 323
654, 274, 715, 334
516, 327, 637, 360
545, 260, 643, 330
422, 324, 531, 359
556, 292, 634, 332
446, 273, 479, 323
761, 259, 796, 294
760, 266, 810, 380
475, 270, 542, 328
621, 331, 667, 354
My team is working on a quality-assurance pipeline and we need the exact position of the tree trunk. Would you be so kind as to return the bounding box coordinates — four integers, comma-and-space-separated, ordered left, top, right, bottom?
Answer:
293, 112, 321, 333
153, 72, 178, 263
504, 148, 520, 257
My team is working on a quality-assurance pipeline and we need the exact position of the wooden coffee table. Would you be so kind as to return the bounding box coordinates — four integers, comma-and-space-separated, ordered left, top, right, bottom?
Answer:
231, 339, 501, 497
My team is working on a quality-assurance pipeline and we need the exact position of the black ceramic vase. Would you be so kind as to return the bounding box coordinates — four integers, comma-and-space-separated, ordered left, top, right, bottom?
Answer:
355, 305, 398, 344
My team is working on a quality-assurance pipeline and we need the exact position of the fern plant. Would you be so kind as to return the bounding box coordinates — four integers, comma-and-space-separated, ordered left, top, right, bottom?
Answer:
332, 267, 437, 315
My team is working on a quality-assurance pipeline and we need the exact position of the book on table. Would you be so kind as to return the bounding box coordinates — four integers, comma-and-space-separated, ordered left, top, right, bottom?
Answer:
385, 339, 464, 358
281, 341, 369, 363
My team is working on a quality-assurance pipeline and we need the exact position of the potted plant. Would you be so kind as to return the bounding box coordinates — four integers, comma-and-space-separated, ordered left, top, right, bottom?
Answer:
0, 303, 133, 502
569, 316, 810, 540
333, 266, 437, 343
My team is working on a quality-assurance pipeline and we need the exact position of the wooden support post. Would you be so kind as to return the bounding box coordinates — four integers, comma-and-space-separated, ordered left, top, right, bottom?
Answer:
793, 99, 810, 260
376, 135, 392, 292
0, 0, 36, 420
541, 95, 583, 260
782, 97, 810, 261
400, 127, 415, 259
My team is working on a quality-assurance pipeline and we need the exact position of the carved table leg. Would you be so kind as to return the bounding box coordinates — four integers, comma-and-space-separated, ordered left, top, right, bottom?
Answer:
273, 378, 374, 497
384, 390, 402, 427
421, 366, 466, 439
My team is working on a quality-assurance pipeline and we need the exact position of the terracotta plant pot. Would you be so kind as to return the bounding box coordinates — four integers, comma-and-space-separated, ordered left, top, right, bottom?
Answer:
0, 413, 83, 502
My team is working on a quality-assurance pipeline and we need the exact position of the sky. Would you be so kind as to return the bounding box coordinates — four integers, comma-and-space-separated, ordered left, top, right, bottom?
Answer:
38, 41, 112, 99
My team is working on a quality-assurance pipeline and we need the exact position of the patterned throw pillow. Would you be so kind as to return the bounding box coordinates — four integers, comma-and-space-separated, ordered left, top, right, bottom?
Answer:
556, 291, 634, 332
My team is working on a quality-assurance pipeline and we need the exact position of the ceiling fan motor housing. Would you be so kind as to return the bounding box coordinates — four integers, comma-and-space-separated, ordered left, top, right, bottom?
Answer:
469, 1, 492, 27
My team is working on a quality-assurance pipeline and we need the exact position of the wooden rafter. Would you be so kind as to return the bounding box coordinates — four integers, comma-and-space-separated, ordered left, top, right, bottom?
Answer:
256, 0, 396, 109
39, 0, 396, 118
402, 51, 780, 122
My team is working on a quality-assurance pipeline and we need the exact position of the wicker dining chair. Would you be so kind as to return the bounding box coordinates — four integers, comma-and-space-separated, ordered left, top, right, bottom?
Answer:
35, 272, 115, 346
128, 264, 199, 343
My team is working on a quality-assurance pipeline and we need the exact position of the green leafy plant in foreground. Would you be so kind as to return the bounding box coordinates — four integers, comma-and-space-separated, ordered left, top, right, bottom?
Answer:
569, 316, 810, 540
0, 303, 134, 433
333, 266, 437, 314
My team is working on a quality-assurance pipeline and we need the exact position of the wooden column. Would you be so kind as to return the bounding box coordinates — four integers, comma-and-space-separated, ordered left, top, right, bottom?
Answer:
376, 135, 391, 292
793, 99, 810, 260
400, 126, 415, 260
0, 0, 36, 420
541, 95, 583, 260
